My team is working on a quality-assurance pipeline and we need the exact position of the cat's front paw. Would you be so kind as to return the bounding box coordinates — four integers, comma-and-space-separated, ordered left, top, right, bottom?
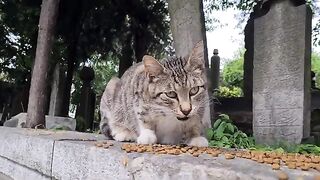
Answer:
137, 129, 157, 144
188, 136, 209, 147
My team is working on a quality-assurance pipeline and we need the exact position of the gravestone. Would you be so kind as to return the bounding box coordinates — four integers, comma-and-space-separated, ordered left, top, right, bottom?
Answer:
253, 0, 312, 144
3, 113, 76, 130
49, 64, 65, 116
210, 49, 220, 91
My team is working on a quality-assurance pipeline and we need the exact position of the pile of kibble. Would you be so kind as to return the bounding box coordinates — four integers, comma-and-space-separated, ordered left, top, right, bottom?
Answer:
94, 141, 320, 172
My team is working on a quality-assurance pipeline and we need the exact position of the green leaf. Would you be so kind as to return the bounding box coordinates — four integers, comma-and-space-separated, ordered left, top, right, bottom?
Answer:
213, 119, 222, 129
219, 114, 231, 123
226, 123, 235, 133
206, 128, 214, 140
221, 136, 229, 144
215, 121, 227, 139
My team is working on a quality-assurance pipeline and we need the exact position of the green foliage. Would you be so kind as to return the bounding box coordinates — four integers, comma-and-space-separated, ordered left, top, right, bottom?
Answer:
221, 49, 244, 89
252, 142, 320, 155
207, 113, 320, 155
312, 52, 320, 88
206, 114, 254, 149
214, 86, 243, 98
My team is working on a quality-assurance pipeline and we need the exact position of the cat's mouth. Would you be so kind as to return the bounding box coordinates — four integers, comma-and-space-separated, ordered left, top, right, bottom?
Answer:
177, 116, 189, 121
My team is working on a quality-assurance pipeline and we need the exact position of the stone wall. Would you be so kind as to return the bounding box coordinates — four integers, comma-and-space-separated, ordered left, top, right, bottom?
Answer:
0, 127, 318, 180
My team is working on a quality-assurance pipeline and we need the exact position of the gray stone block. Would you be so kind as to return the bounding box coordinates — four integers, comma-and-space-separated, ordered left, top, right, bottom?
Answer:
253, 0, 312, 144
0, 127, 54, 176
0, 156, 49, 180
52, 141, 131, 180
3, 113, 76, 130
0, 127, 319, 180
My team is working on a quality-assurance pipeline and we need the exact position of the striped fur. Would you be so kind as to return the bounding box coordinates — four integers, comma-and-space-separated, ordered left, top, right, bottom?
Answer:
100, 41, 211, 146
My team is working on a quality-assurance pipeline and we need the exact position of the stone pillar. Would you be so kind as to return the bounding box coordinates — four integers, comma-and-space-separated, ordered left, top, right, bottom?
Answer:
49, 64, 65, 116
75, 67, 96, 132
210, 49, 220, 91
253, 0, 312, 144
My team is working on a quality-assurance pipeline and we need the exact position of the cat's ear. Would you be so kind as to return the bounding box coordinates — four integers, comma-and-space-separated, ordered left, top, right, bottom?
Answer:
185, 40, 205, 74
143, 55, 164, 77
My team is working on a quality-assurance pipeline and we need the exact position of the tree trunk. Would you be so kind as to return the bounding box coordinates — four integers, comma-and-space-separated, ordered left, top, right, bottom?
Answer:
26, 0, 60, 128
61, 42, 77, 116
167, 0, 213, 122
134, 30, 147, 63
60, 0, 83, 116
118, 34, 134, 77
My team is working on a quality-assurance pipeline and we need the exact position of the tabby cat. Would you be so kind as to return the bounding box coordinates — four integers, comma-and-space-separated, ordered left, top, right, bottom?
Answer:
100, 41, 211, 147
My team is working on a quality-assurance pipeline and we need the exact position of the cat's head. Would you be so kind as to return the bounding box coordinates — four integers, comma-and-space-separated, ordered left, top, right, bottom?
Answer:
143, 41, 207, 121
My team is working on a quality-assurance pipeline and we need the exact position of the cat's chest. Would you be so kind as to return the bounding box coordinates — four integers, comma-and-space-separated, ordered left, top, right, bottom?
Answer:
154, 116, 190, 144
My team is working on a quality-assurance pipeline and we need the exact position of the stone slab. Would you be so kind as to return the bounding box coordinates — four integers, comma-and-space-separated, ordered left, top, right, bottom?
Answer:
51, 140, 320, 180
0, 156, 49, 180
0, 127, 105, 177
0, 127, 55, 176
0, 127, 320, 180
3, 113, 76, 130
253, 0, 311, 144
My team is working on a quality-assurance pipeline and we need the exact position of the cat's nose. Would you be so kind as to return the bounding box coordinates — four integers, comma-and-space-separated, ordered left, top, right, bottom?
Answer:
180, 105, 192, 116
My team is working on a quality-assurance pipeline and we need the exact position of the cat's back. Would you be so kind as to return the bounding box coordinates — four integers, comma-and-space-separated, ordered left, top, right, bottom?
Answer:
120, 62, 144, 83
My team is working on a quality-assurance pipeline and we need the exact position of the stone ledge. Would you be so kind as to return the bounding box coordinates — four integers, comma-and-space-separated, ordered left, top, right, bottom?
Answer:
0, 127, 319, 180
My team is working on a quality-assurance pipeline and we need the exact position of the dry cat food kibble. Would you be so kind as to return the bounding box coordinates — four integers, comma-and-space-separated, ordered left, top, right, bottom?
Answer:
116, 143, 320, 172
94, 141, 114, 149
277, 171, 289, 180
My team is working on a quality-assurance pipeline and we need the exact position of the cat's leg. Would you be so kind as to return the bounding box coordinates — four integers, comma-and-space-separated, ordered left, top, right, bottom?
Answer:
100, 77, 121, 137
186, 121, 209, 147
111, 125, 137, 142
188, 136, 209, 147
100, 76, 137, 142
136, 121, 157, 144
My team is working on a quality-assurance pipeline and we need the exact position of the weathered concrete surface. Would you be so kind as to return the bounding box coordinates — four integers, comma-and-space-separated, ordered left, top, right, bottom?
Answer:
253, 0, 312, 144
0, 127, 319, 180
0, 127, 55, 175
0, 156, 49, 180
0, 172, 13, 180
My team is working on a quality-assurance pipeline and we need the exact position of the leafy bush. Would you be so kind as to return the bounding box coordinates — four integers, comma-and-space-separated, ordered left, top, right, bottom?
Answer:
214, 86, 243, 98
207, 114, 320, 155
206, 114, 254, 149
222, 50, 244, 88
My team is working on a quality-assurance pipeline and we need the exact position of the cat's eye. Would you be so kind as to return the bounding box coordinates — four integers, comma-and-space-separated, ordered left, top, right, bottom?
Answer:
189, 86, 199, 96
165, 91, 177, 98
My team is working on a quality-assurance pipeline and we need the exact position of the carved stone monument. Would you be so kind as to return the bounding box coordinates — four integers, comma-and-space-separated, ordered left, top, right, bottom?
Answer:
253, 0, 312, 144
49, 64, 65, 116
210, 49, 220, 91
